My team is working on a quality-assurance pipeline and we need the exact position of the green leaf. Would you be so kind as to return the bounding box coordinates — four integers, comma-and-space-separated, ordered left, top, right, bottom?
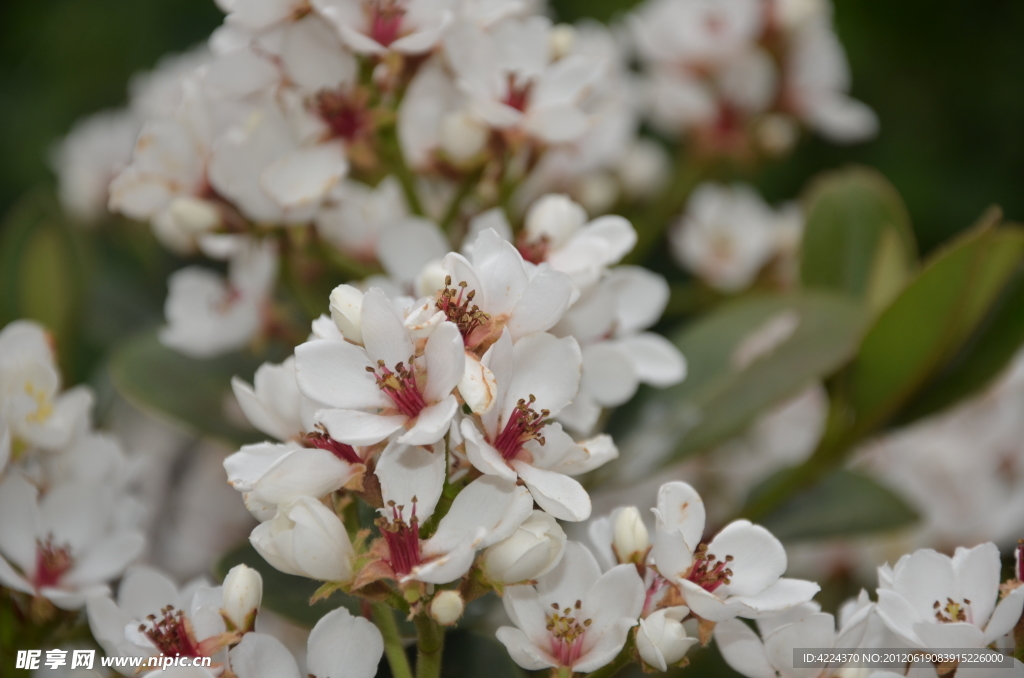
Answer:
756, 469, 918, 542
441, 631, 525, 678
109, 331, 266, 447
800, 166, 916, 309
846, 217, 1024, 431
606, 292, 865, 483
216, 541, 359, 628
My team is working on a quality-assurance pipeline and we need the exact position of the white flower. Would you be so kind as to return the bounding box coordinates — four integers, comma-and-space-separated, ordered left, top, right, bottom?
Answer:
715, 604, 872, 678
636, 606, 698, 671
224, 439, 366, 520
87, 566, 234, 675
296, 288, 464, 446
784, 12, 878, 143
0, 321, 93, 451
221, 564, 262, 632
651, 481, 819, 622
0, 475, 144, 609
0, 420, 9, 475
631, 0, 763, 68
495, 541, 644, 672
315, 177, 408, 261
461, 330, 612, 521
249, 496, 357, 582
372, 441, 533, 583
231, 357, 310, 442
313, 0, 453, 55
221, 0, 315, 33
51, 109, 140, 223
160, 239, 278, 358
229, 607, 383, 678
875, 543, 1024, 648
670, 182, 788, 293
554, 267, 685, 434
444, 15, 604, 144
482, 509, 567, 584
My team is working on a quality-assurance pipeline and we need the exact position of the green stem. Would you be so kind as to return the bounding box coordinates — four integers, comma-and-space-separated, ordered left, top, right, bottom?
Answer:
586, 633, 636, 678
414, 613, 445, 678
372, 603, 413, 678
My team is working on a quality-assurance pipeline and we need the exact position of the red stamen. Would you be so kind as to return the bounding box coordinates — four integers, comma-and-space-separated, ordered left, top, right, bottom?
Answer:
305, 430, 362, 465
503, 75, 532, 112
493, 395, 549, 461
368, 0, 406, 47
316, 88, 371, 141
685, 544, 733, 593
33, 536, 73, 590
377, 501, 422, 576
516, 234, 549, 265
366, 360, 428, 418
139, 606, 203, 658
435, 275, 490, 341
546, 601, 591, 668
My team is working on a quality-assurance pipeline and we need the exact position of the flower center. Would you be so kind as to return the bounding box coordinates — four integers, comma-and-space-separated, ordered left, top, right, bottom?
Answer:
685, 544, 733, 593
493, 395, 550, 461
305, 429, 361, 465
140, 606, 203, 658
367, 359, 427, 418
367, 0, 406, 47
24, 382, 53, 424
547, 600, 591, 667
316, 87, 372, 141
933, 597, 971, 624
516, 234, 549, 265
33, 536, 72, 589
377, 500, 422, 576
503, 75, 532, 112
436, 276, 490, 341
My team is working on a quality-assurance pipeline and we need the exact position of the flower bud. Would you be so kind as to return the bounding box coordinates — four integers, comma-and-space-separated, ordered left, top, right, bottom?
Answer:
414, 259, 449, 299
169, 196, 221, 234
524, 194, 587, 249
329, 284, 364, 344
250, 497, 356, 583
619, 139, 669, 199
549, 24, 576, 60
429, 590, 464, 626
440, 111, 489, 163
612, 506, 650, 565
637, 607, 697, 672
482, 510, 566, 584
757, 114, 798, 157
222, 564, 263, 633
575, 172, 618, 216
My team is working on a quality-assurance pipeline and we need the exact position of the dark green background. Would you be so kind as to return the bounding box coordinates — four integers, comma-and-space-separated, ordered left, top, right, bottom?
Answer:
1, 0, 1023, 250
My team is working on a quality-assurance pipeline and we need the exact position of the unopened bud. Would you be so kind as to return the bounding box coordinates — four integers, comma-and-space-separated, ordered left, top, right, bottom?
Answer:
757, 114, 799, 157
440, 111, 489, 163
524, 194, 587, 249
169, 196, 221, 234
429, 590, 464, 626
329, 284, 364, 344
222, 564, 263, 633
575, 172, 618, 216
619, 139, 669, 199
637, 607, 697, 671
482, 510, 566, 584
414, 259, 449, 299
550, 24, 576, 60
612, 507, 650, 565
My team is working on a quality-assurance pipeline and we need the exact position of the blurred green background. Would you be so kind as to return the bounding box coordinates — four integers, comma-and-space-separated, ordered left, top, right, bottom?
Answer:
1, 0, 1023, 251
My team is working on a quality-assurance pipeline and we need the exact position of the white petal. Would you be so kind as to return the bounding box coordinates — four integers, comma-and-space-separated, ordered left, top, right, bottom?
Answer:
679, 580, 740, 622
317, 409, 406, 446
731, 578, 821, 617
377, 217, 449, 285
0, 554, 34, 595
505, 333, 582, 422
495, 626, 556, 671
891, 549, 958, 620
64, 532, 145, 587
536, 542, 602, 611
397, 395, 458, 445
619, 333, 687, 387
952, 542, 1000, 630
461, 419, 517, 481
307, 608, 384, 678
710, 520, 787, 597
653, 481, 705, 565
506, 268, 577, 340
230, 632, 301, 678
375, 441, 446, 522
457, 353, 497, 414
983, 586, 1024, 644
913, 620, 983, 648
295, 339, 390, 410
261, 142, 348, 210
713, 619, 776, 678
250, 448, 361, 506
424, 476, 532, 554
361, 288, 415, 367
0, 474, 40, 573
763, 613, 835, 673
525, 105, 589, 143
580, 342, 639, 407
513, 461, 591, 522
423, 322, 465, 402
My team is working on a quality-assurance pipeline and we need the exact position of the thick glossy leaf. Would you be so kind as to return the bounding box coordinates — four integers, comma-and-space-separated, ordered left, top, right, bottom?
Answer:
846, 220, 1024, 430
216, 541, 359, 628
757, 469, 918, 542
607, 292, 865, 483
109, 331, 265, 447
442, 631, 524, 678
800, 166, 916, 310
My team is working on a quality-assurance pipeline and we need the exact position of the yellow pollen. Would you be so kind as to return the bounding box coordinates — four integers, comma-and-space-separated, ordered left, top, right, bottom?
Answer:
24, 382, 53, 424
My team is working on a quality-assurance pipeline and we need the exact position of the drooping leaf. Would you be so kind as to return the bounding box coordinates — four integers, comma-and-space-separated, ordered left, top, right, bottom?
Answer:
216, 541, 359, 628
800, 166, 916, 311
846, 217, 1024, 431
756, 469, 918, 542
606, 292, 865, 483
109, 331, 266, 447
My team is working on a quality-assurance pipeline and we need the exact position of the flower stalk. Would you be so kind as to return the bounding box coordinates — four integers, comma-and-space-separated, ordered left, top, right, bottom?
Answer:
372, 602, 413, 678
414, 612, 445, 678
